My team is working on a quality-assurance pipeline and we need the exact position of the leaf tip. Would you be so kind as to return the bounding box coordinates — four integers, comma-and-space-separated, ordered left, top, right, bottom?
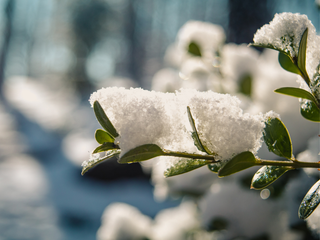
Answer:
217, 172, 226, 178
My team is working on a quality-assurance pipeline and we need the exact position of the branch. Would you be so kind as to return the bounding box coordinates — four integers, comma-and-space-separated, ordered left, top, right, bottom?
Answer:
257, 159, 320, 169
163, 150, 320, 169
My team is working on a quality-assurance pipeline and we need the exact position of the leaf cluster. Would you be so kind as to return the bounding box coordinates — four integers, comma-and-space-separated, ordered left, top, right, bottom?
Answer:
82, 24, 320, 221
249, 26, 320, 220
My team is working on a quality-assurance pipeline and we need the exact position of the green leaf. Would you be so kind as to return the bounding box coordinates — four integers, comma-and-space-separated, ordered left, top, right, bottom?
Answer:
207, 162, 226, 173
93, 101, 119, 138
81, 149, 121, 175
274, 87, 318, 106
164, 158, 211, 177
188, 41, 202, 57
263, 117, 293, 159
297, 28, 310, 84
218, 151, 257, 177
95, 129, 114, 144
187, 106, 212, 154
118, 144, 165, 164
239, 74, 252, 97
298, 180, 320, 220
278, 52, 301, 75
300, 100, 320, 122
93, 142, 120, 154
250, 43, 303, 77
251, 165, 292, 190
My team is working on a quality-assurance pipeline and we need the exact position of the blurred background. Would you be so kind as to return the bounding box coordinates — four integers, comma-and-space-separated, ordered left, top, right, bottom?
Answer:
0, 0, 319, 239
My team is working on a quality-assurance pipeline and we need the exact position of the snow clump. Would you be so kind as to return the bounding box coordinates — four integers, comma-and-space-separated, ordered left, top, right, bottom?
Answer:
253, 12, 320, 82
90, 87, 267, 163
97, 203, 152, 240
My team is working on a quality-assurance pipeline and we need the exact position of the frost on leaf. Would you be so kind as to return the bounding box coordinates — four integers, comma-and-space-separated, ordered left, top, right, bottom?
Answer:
164, 158, 211, 177
299, 180, 320, 220
251, 165, 291, 190
310, 64, 320, 102
81, 149, 121, 175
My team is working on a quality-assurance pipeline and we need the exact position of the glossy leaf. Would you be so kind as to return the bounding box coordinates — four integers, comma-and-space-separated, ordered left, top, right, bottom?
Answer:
164, 159, 211, 177
218, 151, 257, 177
93, 142, 120, 154
251, 165, 292, 190
274, 87, 318, 106
263, 117, 293, 159
81, 149, 121, 175
118, 144, 165, 164
278, 52, 300, 75
188, 41, 202, 57
298, 180, 320, 219
297, 28, 310, 84
300, 100, 320, 122
208, 162, 225, 173
95, 129, 114, 144
93, 101, 119, 138
187, 106, 212, 154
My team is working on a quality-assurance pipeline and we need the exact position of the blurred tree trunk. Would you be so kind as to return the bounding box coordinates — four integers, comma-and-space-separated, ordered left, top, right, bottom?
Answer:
69, 0, 108, 99
125, 0, 144, 87
0, 0, 14, 99
227, 0, 274, 44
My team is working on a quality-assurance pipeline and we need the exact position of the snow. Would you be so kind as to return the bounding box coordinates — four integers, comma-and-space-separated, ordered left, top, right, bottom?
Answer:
165, 20, 225, 68
4, 76, 81, 131
97, 203, 152, 240
151, 201, 200, 240
253, 12, 320, 86
199, 180, 302, 240
220, 43, 259, 88
253, 13, 314, 59
97, 201, 200, 240
89, 87, 266, 162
